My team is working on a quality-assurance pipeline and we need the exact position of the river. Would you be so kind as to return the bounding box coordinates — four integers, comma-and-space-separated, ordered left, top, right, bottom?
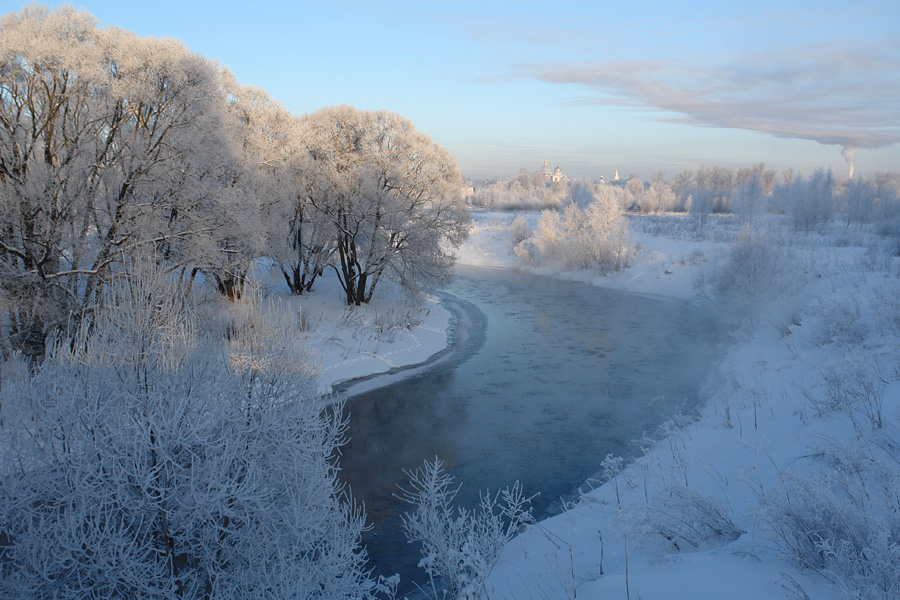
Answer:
337, 265, 722, 594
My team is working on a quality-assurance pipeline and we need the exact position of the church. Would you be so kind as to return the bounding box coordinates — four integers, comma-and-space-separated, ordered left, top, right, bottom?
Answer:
541, 160, 567, 184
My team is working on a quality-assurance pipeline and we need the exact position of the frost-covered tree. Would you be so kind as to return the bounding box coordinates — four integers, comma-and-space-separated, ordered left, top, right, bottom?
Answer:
754, 162, 778, 196
625, 175, 645, 210
197, 76, 272, 299
841, 177, 879, 226
708, 166, 735, 212
300, 105, 470, 305
467, 169, 566, 210
0, 5, 242, 358
732, 171, 765, 224
0, 259, 380, 599
567, 179, 596, 207
527, 191, 632, 271
642, 172, 677, 213
222, 80, 332, 296
873, 177, 900, 240
670, 168, 694, 209
789, 168, 836, 231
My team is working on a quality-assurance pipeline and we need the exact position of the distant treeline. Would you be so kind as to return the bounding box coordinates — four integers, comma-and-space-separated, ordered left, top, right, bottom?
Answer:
468, 164, 900, 232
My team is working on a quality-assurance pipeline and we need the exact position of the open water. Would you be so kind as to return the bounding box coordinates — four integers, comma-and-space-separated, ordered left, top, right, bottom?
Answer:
337, 265, 722, 594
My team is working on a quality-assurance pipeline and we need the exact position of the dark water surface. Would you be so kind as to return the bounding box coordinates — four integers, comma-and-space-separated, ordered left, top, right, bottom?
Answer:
338, 265, 722, 593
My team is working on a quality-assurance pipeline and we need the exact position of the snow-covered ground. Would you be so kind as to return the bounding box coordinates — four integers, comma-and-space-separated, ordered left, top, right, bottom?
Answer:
251, 269, 452, 396
286, 211, 898, 600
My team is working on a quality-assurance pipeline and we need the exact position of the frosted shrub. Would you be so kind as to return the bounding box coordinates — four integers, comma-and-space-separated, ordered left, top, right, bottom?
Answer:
818, 295, 868, 347
513, 238, 539, 264
818, 353, 890, 430
761, 441, 900, 600
399, 458, 534, 600
508, 214, 532, 249
533, 208, 564, 261
370, 300, 424, 342
872, 281, 900, 336
0, 261, 379, 599
699, 227, 795, 331
530, 198, 633, 272
631, 485, 743, 553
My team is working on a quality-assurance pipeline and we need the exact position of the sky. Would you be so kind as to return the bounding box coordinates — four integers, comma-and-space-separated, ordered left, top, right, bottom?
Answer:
3, 0, 899, 181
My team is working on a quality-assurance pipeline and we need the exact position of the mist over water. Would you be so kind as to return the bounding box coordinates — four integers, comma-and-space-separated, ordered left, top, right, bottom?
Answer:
339, 265, 722, 593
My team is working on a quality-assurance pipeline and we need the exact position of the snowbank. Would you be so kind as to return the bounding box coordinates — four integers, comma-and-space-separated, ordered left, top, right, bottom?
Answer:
253, 268, 453, 396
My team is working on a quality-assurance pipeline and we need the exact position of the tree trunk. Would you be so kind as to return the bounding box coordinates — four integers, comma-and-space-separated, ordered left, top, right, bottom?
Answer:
355, 272, 368, 306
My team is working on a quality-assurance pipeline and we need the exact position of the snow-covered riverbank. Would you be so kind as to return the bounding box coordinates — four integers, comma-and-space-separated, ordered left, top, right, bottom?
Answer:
256, 272, 453, 396
462, 212, 900, 600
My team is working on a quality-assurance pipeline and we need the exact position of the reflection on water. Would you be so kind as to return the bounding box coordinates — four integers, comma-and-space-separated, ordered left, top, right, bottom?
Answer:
338, 265, 722, 594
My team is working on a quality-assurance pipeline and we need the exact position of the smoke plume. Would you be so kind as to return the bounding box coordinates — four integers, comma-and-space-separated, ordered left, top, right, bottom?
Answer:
841, 147, 856, 179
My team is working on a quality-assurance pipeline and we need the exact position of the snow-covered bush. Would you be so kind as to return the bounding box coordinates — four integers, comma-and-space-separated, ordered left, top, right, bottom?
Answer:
531, 209, 564, 260
817, 352, 891, 430
761, 439, 900, 600
872, 281, 900, 336
0, 261, 379, 599
631, 485, 743, 553
399, 458, 534, 600
818, 295, 868, 347
697, 227, 796, 331
369, 296, 426, 342
528, 198, 633, 272
508, 214, 532, 250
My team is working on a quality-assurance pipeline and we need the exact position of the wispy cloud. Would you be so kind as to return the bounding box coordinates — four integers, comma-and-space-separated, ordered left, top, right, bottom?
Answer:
517, 42, 900, 153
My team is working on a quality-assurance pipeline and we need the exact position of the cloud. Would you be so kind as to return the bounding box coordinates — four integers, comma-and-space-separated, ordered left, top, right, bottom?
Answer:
517, 42, 900, 153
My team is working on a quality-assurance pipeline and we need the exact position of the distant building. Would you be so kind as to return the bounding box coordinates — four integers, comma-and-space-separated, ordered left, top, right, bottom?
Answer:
541, 160, 552, 183
613, 169, 619, 182
552, 166, 567, 182
541, 160, 568, 184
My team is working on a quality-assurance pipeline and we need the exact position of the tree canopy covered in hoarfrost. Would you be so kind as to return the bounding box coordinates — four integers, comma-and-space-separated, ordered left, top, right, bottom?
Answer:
0, 4, 470, 360
0, 5, 244, 359
299, 105, 470, 305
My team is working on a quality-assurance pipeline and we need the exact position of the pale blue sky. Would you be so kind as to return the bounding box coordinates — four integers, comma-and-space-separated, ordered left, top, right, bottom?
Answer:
5, 0, 899, 180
